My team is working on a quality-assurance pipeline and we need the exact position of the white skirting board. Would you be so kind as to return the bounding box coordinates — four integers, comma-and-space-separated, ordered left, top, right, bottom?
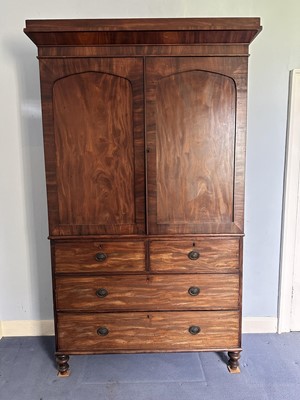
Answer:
0, 317, 278, 339
242, 317, 278, 334
0, 320, 55, 338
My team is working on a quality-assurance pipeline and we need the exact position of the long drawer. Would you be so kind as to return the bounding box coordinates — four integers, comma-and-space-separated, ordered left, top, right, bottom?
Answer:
56, 274, 239, 311
150, 238, 240, 273
54, 241, 145, 273
57, 311, 240, 352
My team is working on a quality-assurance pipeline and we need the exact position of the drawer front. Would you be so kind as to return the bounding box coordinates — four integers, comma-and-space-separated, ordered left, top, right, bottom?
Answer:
57, 311, 240, 352
56, 274, 239, 311
150, 239, 240, 273
54, 241, 145, 273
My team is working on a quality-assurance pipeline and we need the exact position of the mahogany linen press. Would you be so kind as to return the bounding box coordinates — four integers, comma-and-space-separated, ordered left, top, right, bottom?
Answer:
24, 18, 261, 375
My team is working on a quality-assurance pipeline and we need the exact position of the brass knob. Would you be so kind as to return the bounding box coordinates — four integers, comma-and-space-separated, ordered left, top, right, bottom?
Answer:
188, 250, 200, 260
188, 286, 200, 296
97, 327, 109, 336
189, 326, 201, 335
95, 252, 107, 262
96, 288, 108, 298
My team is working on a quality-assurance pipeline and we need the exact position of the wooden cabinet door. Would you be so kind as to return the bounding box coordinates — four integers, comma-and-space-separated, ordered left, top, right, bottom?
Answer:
39, 58, 144, 236
146, 57, 247, 235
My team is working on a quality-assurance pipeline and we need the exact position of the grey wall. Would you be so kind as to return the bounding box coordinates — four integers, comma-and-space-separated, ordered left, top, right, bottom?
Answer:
0, 0, 299, 322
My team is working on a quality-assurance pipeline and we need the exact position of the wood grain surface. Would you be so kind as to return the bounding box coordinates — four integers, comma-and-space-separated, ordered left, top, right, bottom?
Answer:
155, 70, 235, 225
54, 241, 145, 273
38, 45, 250, 58
55, 274, 239, 311
25, 18, 261, 32
24, 18, 262, 47
146, 57, 247, 235
39, 57, 145, 235
57, 310, 240, 352
150, 238, 240, 272
53, 72, 134, 226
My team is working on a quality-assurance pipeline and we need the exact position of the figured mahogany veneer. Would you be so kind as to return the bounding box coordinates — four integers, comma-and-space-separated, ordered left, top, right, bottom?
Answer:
54, 241, 146, 273
149, 238, 240, 273
55, 274, 239, 311
24, 17, 261, 375
147, 59, 237, 232
53, 72, 135, 227
39, 57, 145, 236
57, 311, 240, 352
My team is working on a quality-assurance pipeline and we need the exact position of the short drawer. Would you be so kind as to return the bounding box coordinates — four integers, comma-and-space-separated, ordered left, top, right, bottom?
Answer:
54, 241, 145, 273
57, 311, 240, 352
150, 238, 240, 273
56, 274, 239, 311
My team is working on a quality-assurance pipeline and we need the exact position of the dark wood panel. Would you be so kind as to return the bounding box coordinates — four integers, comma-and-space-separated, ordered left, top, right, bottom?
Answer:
25, 18, 261, 31
54, 72, 134, 226
26, 30, 261, 46
146, 57, 248, 234
39, 57, 145, 235
155, 70, 235, 225
57, 311, 240, 352
150, 238, 240, 273
56, 274, 239, 311
38, 45, 250, 58
24, 18, 262, 47
54, 241, 145, 273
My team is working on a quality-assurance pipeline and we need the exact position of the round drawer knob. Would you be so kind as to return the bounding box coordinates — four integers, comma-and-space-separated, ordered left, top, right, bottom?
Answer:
189, 325, 201, 335
96, 288, 108, 298
95, 252, 107, 262
188, 286, 200, 296
97, 327, 109, 336
188, 251, 200, 260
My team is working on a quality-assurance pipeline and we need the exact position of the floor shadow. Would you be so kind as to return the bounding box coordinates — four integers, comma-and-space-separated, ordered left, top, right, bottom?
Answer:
216, 351, 229, 365
36, 336, 56, 367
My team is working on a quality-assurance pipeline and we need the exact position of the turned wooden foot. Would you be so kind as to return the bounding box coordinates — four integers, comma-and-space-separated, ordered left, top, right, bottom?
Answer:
56, 355, 70, 377
227, 351, 241, 374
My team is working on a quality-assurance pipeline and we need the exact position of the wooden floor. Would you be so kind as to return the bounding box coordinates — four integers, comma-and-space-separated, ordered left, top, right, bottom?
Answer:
0, 333, 300, 400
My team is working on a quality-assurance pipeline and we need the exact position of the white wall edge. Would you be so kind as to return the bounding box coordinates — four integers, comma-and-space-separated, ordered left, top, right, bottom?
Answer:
278, 69, 300, 333
0, 320, 3, 339
242, 317, 278, 333
0, 320, 55, 337
0, 318, 278, 337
